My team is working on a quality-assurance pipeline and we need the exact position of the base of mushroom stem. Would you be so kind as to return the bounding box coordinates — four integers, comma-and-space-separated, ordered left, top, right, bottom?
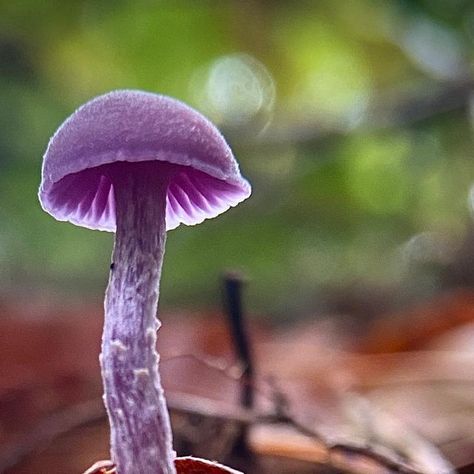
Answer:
83, 457, 243, 474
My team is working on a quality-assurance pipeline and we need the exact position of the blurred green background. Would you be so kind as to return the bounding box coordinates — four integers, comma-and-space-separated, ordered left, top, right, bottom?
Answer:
2, 0, 474, 319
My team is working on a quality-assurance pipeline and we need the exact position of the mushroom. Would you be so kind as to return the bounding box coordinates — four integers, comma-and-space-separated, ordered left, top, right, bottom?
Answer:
39, 90, 251, 474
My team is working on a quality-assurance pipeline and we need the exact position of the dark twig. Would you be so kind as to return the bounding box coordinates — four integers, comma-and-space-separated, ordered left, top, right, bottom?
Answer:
222, 271, 254, 411
222, 270, 258, 470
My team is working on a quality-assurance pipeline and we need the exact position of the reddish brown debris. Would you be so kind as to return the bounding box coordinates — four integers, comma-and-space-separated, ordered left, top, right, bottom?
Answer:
83, 457, 242, 474
175, 456, 242, 473
83, 460, 116, 474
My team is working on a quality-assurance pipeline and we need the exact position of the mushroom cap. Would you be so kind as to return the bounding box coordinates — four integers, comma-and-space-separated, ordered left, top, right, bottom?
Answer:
39, 90, 251, 231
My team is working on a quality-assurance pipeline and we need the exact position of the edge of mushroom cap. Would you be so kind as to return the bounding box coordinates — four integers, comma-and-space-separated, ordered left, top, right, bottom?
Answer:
38, 90, 251, 231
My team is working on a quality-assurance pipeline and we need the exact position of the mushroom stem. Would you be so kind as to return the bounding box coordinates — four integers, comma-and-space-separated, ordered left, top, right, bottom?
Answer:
101, 163, 176, 474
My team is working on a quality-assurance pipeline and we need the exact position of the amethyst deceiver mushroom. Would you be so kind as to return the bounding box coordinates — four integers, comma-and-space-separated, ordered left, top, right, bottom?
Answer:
39, 90, 251, 474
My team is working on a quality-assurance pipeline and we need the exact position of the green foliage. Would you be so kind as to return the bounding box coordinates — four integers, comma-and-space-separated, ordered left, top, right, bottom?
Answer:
1, 0, 473, 315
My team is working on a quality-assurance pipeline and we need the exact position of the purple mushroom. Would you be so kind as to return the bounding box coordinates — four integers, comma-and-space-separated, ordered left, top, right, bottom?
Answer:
39, 90, 251, 474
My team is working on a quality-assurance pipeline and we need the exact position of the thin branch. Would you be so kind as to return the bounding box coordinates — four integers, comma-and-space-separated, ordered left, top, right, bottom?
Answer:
0, 389, 432, 474
1, 350, 458, 474
328, 443, 424, 474
162, 353, 244, 381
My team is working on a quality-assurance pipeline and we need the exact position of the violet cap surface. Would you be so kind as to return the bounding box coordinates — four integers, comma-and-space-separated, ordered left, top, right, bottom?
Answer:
39, 90, 251, 231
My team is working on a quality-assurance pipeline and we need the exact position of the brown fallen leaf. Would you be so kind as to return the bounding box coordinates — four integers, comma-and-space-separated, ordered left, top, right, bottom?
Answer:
360, 289, 474, 353
83, 457, 242, 474
175, 456, 243, 473
83, 460, 115, 473
0, 295, 469, 472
